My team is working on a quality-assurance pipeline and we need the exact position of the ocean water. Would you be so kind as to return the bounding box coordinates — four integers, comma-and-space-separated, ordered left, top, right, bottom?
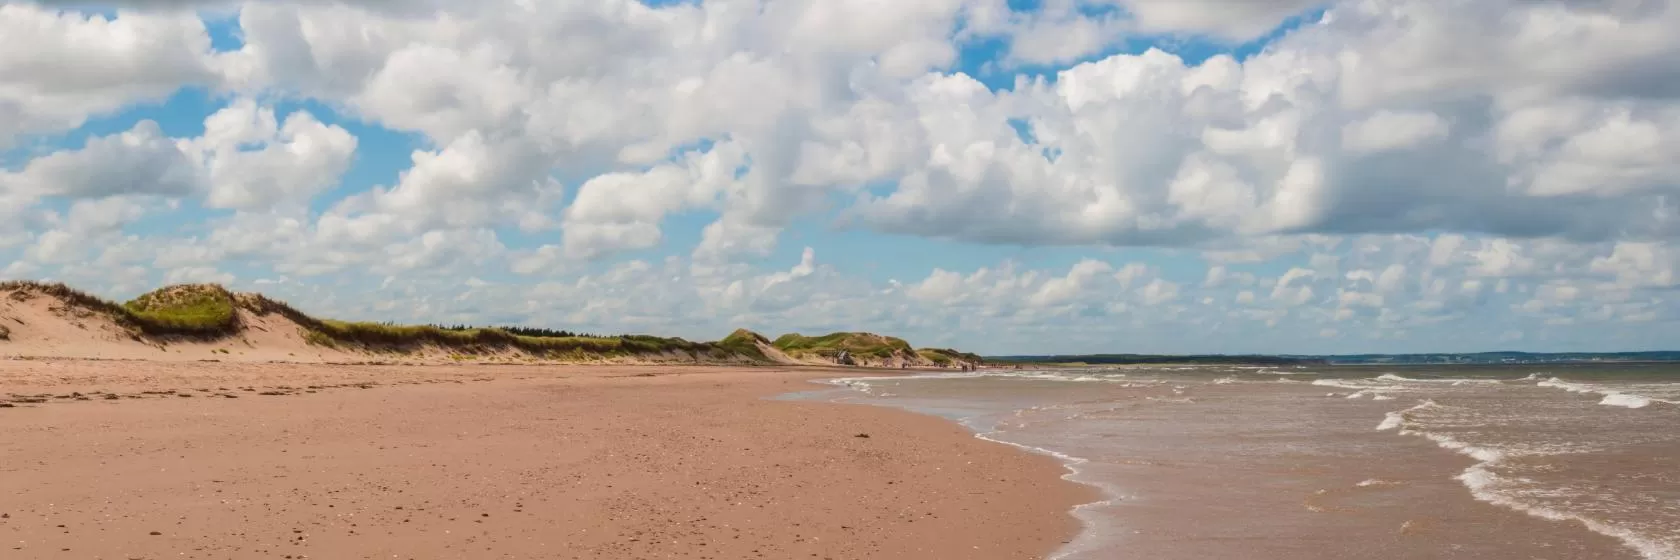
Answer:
801, 364, 1680, 560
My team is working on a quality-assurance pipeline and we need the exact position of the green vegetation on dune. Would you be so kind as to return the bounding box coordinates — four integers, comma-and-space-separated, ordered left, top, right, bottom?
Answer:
0, 281, 240, 338
0, 281, 737, 361
715, 328, 771, 361
0, 281, 982, 366
917, 347, 983, 366
927, 347, 983, 361
123, 284, 240, 335
308, 320, 707, 357
239, 292, 717, 358
772, 331, 914, 360
430, 324, 602, 338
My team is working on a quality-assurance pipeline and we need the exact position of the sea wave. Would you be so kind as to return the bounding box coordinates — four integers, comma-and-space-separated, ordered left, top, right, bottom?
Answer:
1355, 478, 1402, 488
1375, 373, 1504, 385
1313, 374, 1505, 393
1454, 464, 1676, 560
1536, 377, 1675, 409
1375, 399, 1441, 431
1377, 401, 1677, 560
1311, 378, 1398, 391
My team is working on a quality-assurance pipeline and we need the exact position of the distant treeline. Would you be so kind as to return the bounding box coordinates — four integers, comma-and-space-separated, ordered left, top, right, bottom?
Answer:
427, 324, 609, 339
989, 354, 1329, 366
1318, 351, 1680, 365
988, 351, 1680, 366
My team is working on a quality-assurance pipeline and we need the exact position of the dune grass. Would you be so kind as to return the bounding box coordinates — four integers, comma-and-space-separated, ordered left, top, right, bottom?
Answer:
918, 347, 984, 365
0, 281, 726, 360
237, 292, 713, 358
715, 328, 771, 361
123, 285, 240, 335
0, 281, 239, 338
771, 331, 914, 359
0, 281, 979, 365
308, 320, 693, 356
917, 349, 953, 365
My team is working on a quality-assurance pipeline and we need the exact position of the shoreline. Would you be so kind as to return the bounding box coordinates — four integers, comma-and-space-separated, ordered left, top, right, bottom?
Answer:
795, 373, 1115, 559
0, 360, 1089, 559
802, 371, 1106, 559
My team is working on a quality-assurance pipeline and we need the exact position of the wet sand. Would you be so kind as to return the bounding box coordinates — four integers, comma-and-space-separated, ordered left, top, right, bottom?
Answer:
0, 361, 1091, 559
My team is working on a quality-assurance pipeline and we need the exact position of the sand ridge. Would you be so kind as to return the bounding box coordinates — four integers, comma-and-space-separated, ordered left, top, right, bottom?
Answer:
0, 282, 984, 371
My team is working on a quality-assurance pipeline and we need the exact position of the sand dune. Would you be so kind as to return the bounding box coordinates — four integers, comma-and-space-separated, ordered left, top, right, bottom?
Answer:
0, 282, 982, 371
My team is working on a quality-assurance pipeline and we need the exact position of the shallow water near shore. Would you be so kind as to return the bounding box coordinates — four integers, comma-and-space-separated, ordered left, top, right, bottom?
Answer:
793, 363, 1680, 560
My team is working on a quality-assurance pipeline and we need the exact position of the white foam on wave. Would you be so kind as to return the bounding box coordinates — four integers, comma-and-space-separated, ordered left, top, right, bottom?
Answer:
1375, 411, 1403, 431
1536, 377, 1673, 409
1376, 401, 1678, 560
1311, 378, 1406, 392
1414, 431, 1506, 463
1538, 377, 1595, 394
1374, 400, 1439, 431
1356, 478, 1401, 488
1455, 465, 1677, 559
1379, 373, 1504, 385
1599, 393, 1654, 409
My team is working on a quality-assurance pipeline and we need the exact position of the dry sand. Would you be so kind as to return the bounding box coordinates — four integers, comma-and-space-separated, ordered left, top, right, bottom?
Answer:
0, 361, 1091, 559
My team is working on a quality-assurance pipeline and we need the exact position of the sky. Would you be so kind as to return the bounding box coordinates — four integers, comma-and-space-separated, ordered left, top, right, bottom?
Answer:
2, 0, 1679, 355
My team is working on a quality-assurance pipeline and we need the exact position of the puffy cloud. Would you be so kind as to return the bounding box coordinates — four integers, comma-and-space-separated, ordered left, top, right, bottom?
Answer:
1341, 110, 1450, 154
0, 5, 217, 147
1590, 242, 1680, 289
1, 99, 353, 211
563, 142, 745, 260
858, 0, 1680, 248
190, 99, 358, 210
1112, 0, 1325, 40
0, 120, 204, 198
322, 132, 557, 246
26, 0, 441, 10
1138, 278, 1179, 306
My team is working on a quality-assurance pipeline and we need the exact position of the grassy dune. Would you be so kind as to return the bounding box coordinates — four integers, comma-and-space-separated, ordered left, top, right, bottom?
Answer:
0, 281, 983, 366
1, 281, 738, 361
1, 281, 242, 338
771, 332, 915, 361
716, 328, 773, 361
124, 284, 240, 335
917, 348, 985, 366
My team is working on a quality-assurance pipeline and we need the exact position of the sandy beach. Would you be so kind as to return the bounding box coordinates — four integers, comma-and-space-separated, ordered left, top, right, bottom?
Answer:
0, 360, 1091, 559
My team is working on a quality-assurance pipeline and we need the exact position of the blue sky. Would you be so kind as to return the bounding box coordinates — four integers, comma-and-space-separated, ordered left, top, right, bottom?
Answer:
3, 0, 1679, 355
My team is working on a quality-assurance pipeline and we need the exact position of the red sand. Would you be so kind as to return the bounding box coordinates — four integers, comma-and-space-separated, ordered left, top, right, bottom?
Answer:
0, 361, 1092, 559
